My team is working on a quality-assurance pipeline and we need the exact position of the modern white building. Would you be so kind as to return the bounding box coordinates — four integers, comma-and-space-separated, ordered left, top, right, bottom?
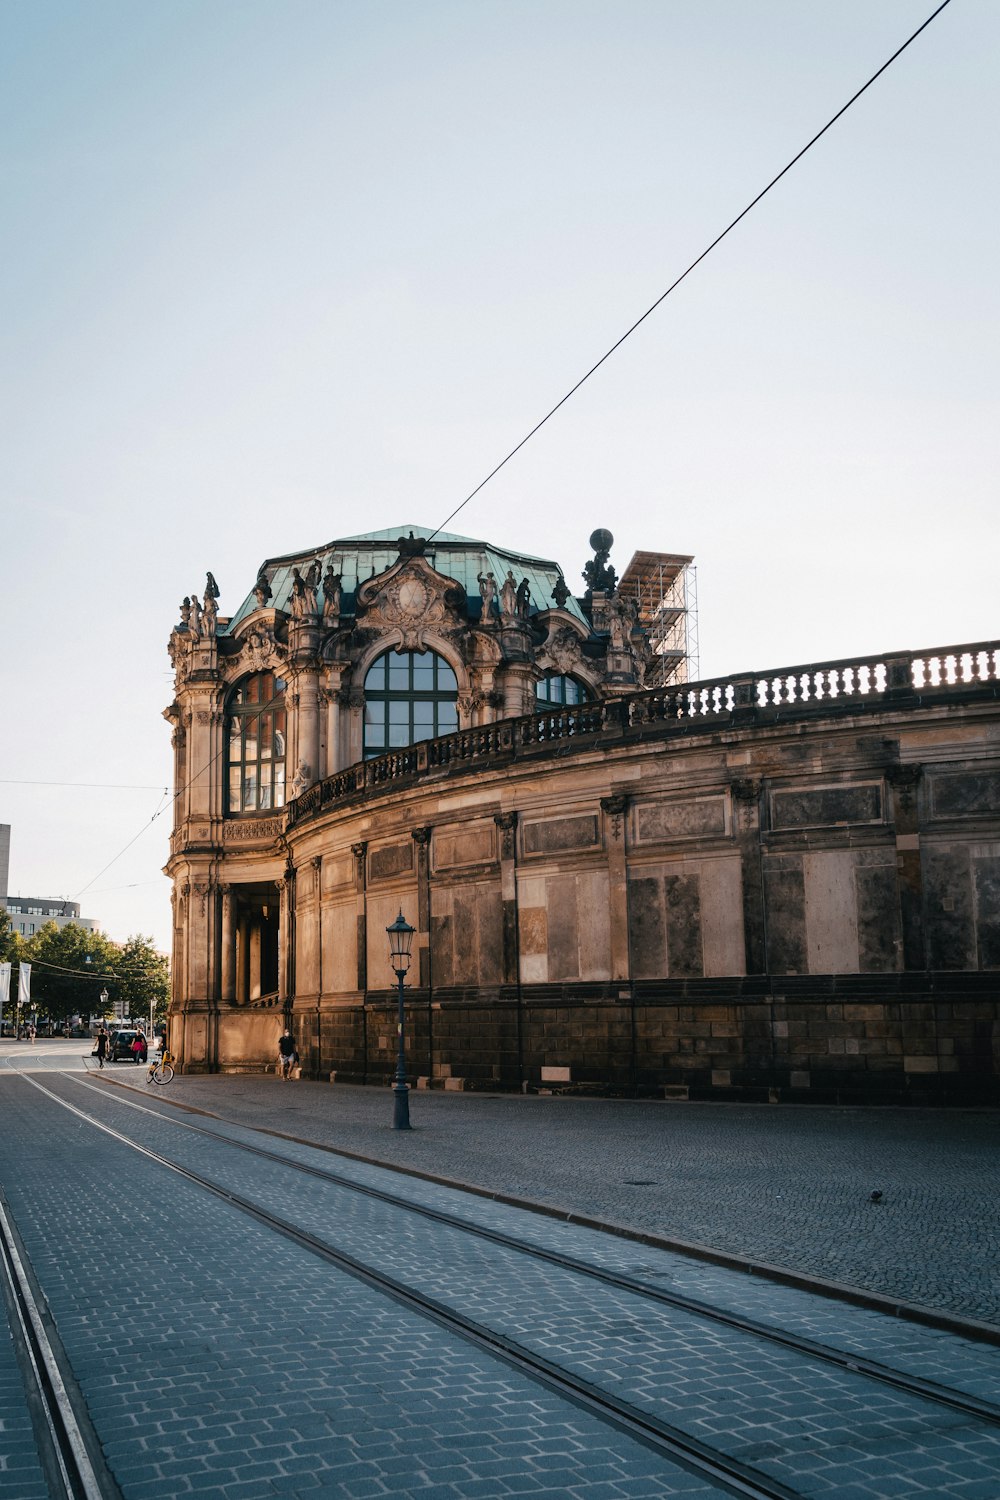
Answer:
2, 897, 99, 939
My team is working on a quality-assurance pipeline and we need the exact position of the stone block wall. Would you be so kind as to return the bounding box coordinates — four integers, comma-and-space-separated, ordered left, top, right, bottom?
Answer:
177, 665, 1000, 1101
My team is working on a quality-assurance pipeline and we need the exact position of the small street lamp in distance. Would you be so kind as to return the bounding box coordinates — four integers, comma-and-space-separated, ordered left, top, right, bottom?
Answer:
99, 987, 109, 1027
386, 911, 415, 1130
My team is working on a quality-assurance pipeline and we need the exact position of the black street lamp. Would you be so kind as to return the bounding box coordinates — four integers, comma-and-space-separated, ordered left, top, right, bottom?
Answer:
386, 911, 415, 1130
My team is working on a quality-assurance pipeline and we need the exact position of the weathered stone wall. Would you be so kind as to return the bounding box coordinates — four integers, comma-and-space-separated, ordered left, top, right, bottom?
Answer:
170, 643, 1000, 1102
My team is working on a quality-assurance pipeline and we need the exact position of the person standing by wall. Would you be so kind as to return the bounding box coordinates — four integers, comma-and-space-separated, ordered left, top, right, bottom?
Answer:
277, 1028, 297, 1081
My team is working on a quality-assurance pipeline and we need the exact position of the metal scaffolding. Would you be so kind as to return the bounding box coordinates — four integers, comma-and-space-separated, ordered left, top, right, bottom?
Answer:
618, 550, 699, 686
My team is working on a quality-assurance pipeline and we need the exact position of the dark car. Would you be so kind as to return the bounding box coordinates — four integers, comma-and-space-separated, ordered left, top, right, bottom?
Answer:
108, 1029, 147, 1064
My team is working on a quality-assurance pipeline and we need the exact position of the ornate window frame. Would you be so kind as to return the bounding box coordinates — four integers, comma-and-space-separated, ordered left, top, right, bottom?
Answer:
362, 648, 459, 759
225, 671, 288, 814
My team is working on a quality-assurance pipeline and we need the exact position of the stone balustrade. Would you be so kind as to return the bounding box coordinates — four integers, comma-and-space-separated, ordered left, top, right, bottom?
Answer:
285, 638, 998, 829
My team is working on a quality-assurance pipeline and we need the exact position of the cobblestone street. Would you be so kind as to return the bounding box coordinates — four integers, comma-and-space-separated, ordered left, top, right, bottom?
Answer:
105, 1072, 1000, 1327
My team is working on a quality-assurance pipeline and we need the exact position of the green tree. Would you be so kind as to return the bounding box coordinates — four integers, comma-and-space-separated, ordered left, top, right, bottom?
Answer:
113, 935, 170, 1031
21, 923, 119, 1023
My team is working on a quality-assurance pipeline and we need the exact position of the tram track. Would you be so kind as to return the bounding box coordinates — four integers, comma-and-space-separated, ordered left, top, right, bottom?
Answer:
8, 1069, 1000, 1500
0, 1189, 117, 1500
61, 1072, 1000, 1430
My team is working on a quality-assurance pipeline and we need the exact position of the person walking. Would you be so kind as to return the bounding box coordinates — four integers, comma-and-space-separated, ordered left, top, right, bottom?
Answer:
95, 1026, 109, 1069
131, 1031, 147, 1065
277, 1029, 297, 1081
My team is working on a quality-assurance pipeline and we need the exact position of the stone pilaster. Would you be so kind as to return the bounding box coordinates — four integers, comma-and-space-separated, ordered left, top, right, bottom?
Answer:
887, 763, 924, 969
493, 812, 519, 985
352, 842, 368, 992
600, 797, 630, 981
730, 778, 765, 974
412, 828, 432, 989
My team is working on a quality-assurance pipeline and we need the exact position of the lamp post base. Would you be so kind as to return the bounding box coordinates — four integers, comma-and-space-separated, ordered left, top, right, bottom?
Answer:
392, 1084, 411, 1130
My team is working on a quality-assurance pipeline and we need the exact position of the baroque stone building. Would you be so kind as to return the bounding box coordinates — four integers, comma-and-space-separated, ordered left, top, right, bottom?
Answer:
164, 525, 1000, 1103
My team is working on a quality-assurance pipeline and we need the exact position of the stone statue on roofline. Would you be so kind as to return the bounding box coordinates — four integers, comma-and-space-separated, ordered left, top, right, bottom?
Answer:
477, 570, 497, 623
322, 561, 343, 622
500, 570, 518, 620
188, 591, 203, 642
551, 577, 571, 609
290, 562, 321, 620
202, 590, 218, 639
254, 567, 272, 608
515, 578, 531, 618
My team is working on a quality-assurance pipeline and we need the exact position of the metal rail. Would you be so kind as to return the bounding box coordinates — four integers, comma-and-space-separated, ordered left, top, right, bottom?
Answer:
0, 1193, 112, 1500
68, 1073, 1000, 1428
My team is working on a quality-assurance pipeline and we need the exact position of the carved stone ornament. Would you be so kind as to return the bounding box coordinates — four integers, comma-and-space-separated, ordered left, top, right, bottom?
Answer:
355, 555, 466, 651
493, 810, 518, 858
886, 762, 922, 812
600, 795, 628, 841
351, 841, 368, 861
241, 624, 286, 675
730, 778, 762, 833
546, 625, 584, 674
222, 816, 285, 843
191, 882, 209, 916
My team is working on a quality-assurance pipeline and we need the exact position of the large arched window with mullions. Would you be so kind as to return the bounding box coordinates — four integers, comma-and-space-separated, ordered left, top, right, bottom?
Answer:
226, 671, 287, 813
536, 673, 589, 706
363, 650, 458, 759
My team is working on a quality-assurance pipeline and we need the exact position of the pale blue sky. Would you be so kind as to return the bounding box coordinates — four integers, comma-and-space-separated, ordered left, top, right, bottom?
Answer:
2, 1, 996, 951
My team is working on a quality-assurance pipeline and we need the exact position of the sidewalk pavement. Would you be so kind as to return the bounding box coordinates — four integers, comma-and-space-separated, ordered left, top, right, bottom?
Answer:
94, 1067, 1000, 1328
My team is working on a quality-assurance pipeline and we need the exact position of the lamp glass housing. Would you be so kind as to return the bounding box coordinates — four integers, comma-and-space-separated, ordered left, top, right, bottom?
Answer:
386, 911, 415, 971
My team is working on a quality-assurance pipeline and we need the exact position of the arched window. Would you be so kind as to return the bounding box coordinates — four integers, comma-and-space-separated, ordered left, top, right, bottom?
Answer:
363, 650, 458, 759
536, 674, 588, 706
226, 672, 287, 813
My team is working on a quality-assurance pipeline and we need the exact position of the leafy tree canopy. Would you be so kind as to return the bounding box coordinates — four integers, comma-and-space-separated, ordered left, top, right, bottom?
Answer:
11, 923, 169, 1025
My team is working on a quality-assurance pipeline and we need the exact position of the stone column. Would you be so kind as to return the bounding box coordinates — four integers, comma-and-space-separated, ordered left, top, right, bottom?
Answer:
502, 662, 535, 719
277, 869, 295, 1004
297, 669, 321, 786
600, 797, 630, 981
236, 909, 249, 1004
220, 885, 236, 1003
887, 764, 924, 969
731, 778, 765, 974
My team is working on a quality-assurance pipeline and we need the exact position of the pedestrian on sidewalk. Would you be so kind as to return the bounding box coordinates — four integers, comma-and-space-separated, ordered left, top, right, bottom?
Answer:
95, 1026, 109, 1069
277, 1029, 297, 1081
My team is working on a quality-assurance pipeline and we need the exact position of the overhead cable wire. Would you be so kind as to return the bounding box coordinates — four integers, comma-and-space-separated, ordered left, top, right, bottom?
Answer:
72, 660, 308, 899
67, 2, 953, 899
427, 0, 953, 543
0, 779, 168, 792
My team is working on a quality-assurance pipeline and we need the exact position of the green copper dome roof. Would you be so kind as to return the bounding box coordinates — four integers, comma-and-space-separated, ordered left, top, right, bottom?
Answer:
223, 524, 588, 631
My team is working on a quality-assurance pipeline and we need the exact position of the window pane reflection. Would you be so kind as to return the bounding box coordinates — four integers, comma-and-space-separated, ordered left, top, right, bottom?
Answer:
226, 673, 287, 814
362, 649, 460, 759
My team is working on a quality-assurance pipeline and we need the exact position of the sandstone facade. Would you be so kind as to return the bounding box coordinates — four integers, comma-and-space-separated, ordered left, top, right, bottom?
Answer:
164, 528, 1000, 1103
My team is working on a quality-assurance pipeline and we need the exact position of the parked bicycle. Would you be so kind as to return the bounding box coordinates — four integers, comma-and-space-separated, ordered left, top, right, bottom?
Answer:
146, 1049, 175, 1085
